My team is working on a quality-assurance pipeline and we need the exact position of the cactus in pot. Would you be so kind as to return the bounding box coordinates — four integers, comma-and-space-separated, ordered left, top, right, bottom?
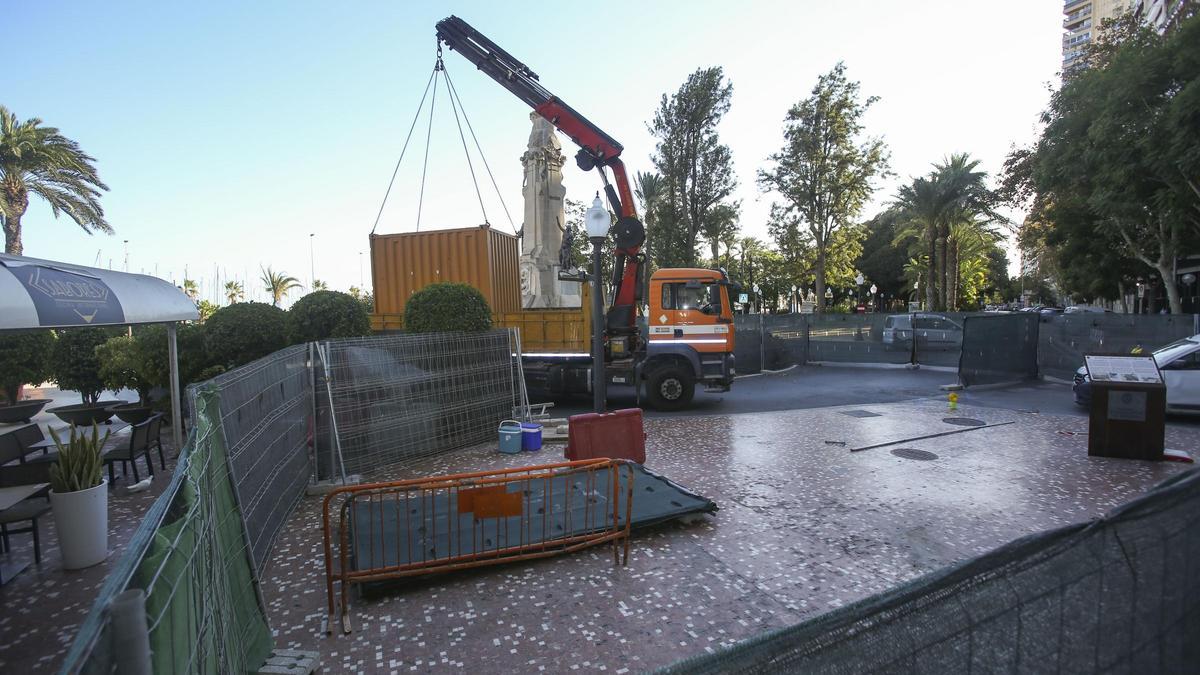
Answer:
49, 424, 109, 493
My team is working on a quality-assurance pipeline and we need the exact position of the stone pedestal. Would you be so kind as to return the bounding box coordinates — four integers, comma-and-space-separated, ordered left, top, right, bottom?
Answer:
520, 113, 581, 309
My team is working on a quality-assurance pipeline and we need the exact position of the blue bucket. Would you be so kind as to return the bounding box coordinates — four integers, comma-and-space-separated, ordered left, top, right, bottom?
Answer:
498, 420, 522, 454
521, 422, 542, 451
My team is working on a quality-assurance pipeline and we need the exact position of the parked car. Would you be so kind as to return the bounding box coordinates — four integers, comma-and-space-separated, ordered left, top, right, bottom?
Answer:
1039, 307, 1065, 317
882, 313, 964, 352
1073, 335, 1200, 413
1065, 305, 1109, 314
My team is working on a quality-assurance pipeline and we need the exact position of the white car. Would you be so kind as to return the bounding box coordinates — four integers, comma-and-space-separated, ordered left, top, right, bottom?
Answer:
1073, 335, 1200, 413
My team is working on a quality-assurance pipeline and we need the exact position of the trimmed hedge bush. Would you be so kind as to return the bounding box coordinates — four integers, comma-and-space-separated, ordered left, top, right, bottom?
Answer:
287, 290, 371, 343
203, 302, 288, 369
50, 327, 115, 404
0, 330, 55, 404
403, 283, 492, 333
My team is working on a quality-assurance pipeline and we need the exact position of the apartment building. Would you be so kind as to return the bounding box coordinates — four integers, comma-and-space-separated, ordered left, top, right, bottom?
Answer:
1062, 0, 1135, 71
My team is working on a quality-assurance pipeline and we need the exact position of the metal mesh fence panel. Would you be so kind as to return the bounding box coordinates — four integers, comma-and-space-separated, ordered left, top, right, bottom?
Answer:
319, 330, 518, 476
733, 314, 764, 374
659, 468, 1200, 674
807, 313, 910, 365
762, 314, 808, 370
196, 345, 313, 571
1038, 313, 1198, 380
959, 313, 1039, 386
61, 388, 273, 675
911, 312, 972, 368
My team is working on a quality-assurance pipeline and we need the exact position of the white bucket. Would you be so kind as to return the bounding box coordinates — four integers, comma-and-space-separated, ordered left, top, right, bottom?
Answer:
50, 480, 109, 570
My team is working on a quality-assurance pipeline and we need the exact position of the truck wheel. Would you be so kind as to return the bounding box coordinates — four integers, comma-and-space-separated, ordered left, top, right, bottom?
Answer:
645, 365, 695, 411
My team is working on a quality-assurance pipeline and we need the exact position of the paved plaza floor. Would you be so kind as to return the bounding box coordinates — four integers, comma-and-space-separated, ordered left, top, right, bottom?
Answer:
260, 397, 1195, 673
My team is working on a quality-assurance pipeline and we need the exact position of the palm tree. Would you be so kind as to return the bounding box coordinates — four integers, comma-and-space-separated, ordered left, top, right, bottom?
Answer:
311, 279, 328, 291
0, 106, 110, 254
182, 278, 199, 301
894, 176, 949, 311
260, 266, 301, 307
224, 280, 244, 304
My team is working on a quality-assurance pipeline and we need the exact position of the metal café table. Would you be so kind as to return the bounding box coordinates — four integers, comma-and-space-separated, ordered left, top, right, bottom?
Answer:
26, 421, 131, 452
0, 482, 50, 585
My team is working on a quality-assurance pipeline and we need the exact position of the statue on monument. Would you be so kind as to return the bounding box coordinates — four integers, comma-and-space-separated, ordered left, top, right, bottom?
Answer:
519, 112, 581, 309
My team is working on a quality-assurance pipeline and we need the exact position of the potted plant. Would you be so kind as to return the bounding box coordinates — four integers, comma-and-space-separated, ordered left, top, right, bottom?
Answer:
96, 335, 154, 424
48, 424, 111, 569
0, 330, 55, 424
47, 328, 124, 426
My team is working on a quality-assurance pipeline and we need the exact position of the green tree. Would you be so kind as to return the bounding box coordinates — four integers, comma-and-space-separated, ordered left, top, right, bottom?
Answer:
182, 278, 199, 301
49, 328, 114, 404
648, 67, 739, 268
260, 266, 302, 307
196, 299, 219, 322
758, 63, 889, 314
348, 285, 374, 313
287, 290, 371, 343
0, 330, 54, 404
0, 106, 110, 255
856, 208, 909, 301
96, 335, 152, 403
224, 280, 244, 304
311, 279, 328, 291
895, 154, 1001, 310
1003, 14, 1200, 313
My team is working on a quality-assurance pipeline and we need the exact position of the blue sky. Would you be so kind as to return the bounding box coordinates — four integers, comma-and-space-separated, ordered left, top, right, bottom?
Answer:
8, 0, 1062, 305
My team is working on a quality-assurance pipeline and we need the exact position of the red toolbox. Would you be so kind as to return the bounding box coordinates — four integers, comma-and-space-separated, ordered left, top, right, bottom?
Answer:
565, 408, 647, 464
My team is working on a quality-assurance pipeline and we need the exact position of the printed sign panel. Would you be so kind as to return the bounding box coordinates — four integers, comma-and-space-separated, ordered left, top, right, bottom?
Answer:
14, 265, 126, 326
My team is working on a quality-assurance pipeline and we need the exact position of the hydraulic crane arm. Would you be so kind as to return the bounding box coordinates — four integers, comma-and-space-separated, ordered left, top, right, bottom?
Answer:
435, 16, 638, 220
436, 16, 646, 337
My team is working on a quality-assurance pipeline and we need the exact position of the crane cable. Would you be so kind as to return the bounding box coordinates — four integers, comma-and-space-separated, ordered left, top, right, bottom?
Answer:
370, 45, 517, 235
442, 63, 516, 233
414, 59, 440, 232
370, 67, 435, 235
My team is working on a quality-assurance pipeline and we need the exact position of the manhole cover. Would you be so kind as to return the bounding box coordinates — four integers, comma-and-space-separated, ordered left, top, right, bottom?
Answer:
892, 448, 938, 461
942, 417, 985, 427
841, 410, 882, 418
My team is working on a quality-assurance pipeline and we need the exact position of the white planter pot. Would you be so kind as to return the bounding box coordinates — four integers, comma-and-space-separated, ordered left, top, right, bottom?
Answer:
49, 480, 109, 570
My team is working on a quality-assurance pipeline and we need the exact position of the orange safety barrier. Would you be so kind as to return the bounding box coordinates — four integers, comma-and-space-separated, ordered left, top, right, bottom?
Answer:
322, 458, 635, 632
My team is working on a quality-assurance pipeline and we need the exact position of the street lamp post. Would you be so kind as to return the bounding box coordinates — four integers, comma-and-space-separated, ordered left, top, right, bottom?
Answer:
791, 285, 798, 313
869, 284, 877, 312
309, 233, 315, 289
752, 283, 760, 314
584, 196, 611, 413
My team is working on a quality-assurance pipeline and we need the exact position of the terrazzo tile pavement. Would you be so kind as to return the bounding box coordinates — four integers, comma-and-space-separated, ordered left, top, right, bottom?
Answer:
0, 426, 180, 673
260, 398, 1196, 673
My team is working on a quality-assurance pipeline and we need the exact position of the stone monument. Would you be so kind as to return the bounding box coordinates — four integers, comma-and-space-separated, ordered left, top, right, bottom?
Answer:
519, 112, 581, 308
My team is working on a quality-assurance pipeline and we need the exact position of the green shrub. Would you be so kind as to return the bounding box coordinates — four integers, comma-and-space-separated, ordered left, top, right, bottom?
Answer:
50, 328, 116, 404
131, 323, 210, 393
403, 283, 492, 333
287, 290, 371, 343
96, 335, 152, 403
0, 330, 55, 404
203, 302, 288, 369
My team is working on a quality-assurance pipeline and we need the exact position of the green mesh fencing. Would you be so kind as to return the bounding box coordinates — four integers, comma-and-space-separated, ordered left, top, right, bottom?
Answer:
658, 468, 1200, 674
59, 388, 272, 674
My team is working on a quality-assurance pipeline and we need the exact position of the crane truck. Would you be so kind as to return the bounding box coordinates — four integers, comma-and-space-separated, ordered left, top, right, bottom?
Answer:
370, 16, 736, 410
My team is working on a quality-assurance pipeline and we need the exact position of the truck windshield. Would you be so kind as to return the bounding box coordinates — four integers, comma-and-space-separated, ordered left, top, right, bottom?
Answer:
662, 282, 723, 315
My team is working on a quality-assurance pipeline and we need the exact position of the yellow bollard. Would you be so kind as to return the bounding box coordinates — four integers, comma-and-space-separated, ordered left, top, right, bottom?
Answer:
948, 392, 959, 411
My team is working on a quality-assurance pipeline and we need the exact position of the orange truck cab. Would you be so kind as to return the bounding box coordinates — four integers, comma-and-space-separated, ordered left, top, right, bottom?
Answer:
636, 268, 737, 409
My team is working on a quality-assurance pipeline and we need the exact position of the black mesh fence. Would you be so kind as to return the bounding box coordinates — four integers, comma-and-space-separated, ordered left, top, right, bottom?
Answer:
806, 313, 910, 365
959, 313, 1040, 387
762, 314, 808, 370
733, 314, 765, 375
1038, 313, 1198, 380
660, 468, 1200, 674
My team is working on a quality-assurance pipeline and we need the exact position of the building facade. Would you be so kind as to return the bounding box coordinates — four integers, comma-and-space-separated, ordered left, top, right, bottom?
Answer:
1062, 0, 1135, 72
1136, 0, 1197, 32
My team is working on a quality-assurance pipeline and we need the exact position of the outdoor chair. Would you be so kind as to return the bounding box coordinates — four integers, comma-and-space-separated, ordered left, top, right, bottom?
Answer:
147, 414, 166, 470
103, 418, 156, 484
0, 431, 22, 467
0, 461, 52, 565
